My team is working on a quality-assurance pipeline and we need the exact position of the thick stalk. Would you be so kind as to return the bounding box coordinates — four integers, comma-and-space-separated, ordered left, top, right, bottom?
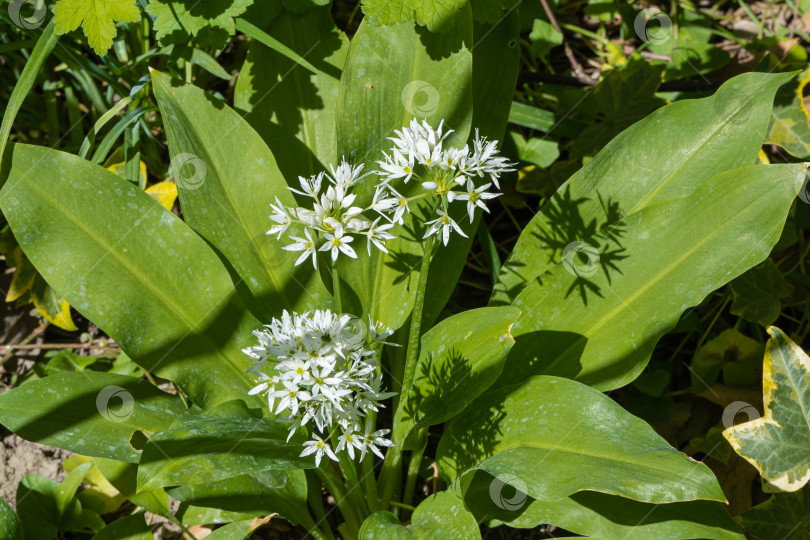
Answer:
332, 262, 342, 314
378, 234, 436, 509
402, 428, 428, 509
316, 466, 361, 539
361, 454, 379, 512
337, 449, 371, 519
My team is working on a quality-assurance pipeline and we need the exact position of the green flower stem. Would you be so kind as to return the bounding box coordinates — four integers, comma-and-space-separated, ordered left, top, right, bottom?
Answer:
316, 465, 361, 539
337, 448, 371, 519
361, 454, 379, 512
378, 233, 436, 509
306, 470, 335, 540
332, 262, 342, 313
402, 428, 428, 509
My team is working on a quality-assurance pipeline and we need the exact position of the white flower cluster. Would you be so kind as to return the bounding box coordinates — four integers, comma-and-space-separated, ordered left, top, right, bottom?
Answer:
244, 310, 396, 466
269, 159, 396, 269
375, 119, 514, 245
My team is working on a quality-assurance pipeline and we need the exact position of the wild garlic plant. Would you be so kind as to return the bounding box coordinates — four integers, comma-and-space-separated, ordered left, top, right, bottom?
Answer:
251, 120, 513, 472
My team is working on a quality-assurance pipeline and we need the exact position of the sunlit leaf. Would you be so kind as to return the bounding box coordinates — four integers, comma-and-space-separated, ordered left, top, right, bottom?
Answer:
724, 327, 810, 492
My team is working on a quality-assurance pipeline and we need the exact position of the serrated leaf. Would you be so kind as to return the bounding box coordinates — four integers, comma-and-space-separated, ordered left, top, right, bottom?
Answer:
359, 492, 480, 540
738, 491, 810, 540
362, 0, 467, 31
723, 327, 810, 492
145, 0, 253, 48
53, 0, 140, 55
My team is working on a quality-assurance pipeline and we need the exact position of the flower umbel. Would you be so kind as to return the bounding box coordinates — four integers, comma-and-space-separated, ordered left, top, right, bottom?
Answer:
243, 310, 396, 465
269, 158, 399, 269
375, 119, 514, 245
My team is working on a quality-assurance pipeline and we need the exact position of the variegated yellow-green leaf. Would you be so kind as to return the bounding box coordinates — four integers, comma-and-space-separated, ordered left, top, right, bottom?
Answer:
766, 68, 810, 159
52, 0, 141, 55
144, 181, 178, 211
723, 327, 810, 492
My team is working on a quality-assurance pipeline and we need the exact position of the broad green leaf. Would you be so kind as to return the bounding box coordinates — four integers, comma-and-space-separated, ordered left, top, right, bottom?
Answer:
167, 470, 315, 529
359, 492, 480, 539
766, 67, 810, 158
723, 327, 810, 492
0, 497, 23, 540
0, 144, 259, 408
362, 0, 467, 31
235, 7, 349, 177
205, 516, 273, 540
336, 11, 473, 176
730, 259, 793, 327
63, 455, 126, 514
16, 475, 61, 540
497, 163, 804, 391
459, 471, 743, 540
137, 412, 313, 491
91, 512, 153, 540
395, 307, 519, 446
93, 458, 170, 516
438, 376, 726, 503
151, 71, 330, 320
738, 491, 810, 540
491, 71, 796, 307
335, 10, 473, 330
17, 472, 104, 537
53, 0, 140, 55
145, 0, 252, 48
690, 329, 764, 389
0, 372, 186, 463
56, 463, 93, 517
